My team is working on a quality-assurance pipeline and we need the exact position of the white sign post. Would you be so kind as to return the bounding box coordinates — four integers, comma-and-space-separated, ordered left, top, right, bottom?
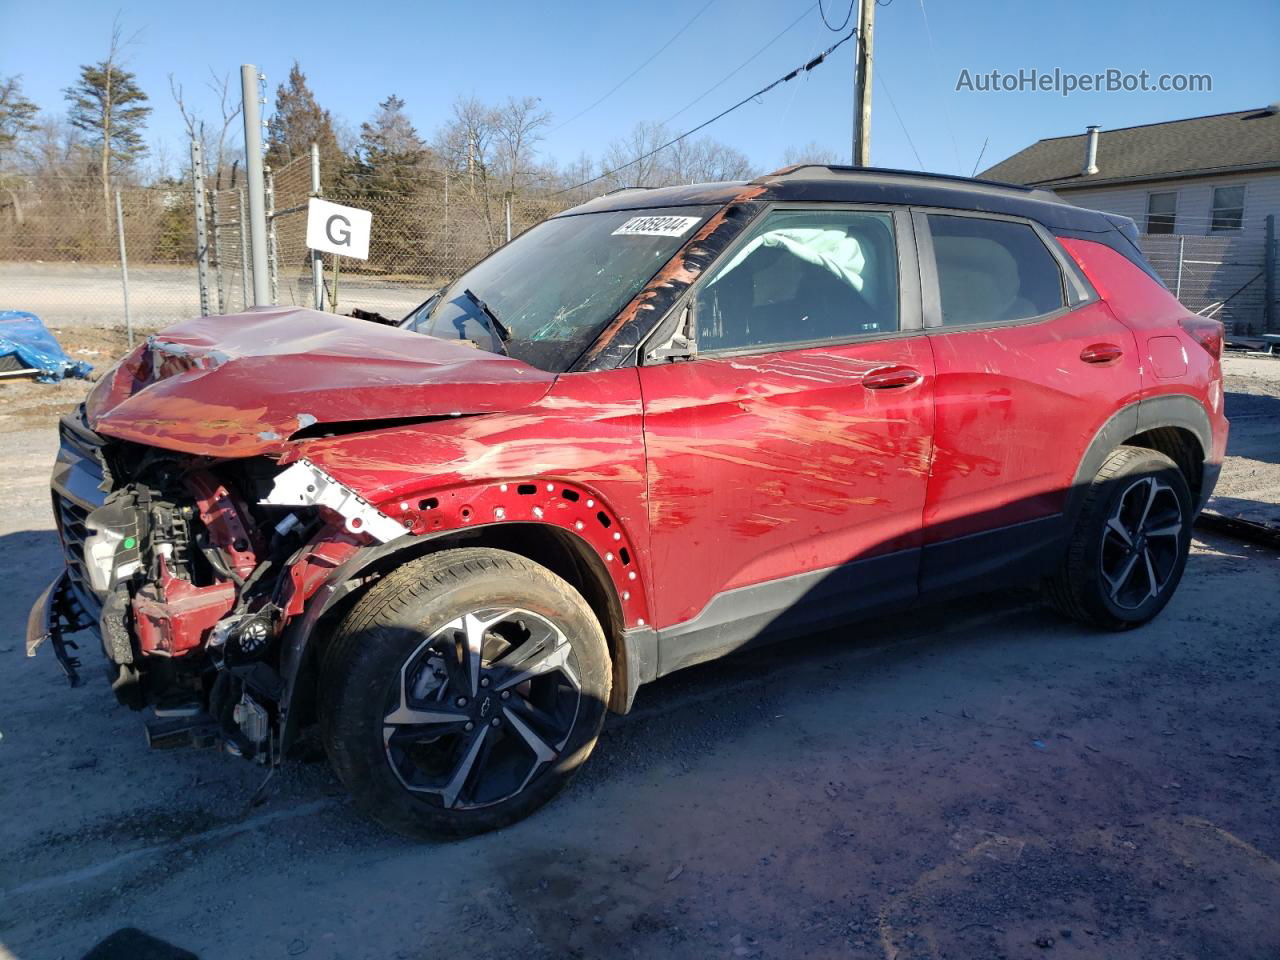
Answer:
306, 198, 372, 260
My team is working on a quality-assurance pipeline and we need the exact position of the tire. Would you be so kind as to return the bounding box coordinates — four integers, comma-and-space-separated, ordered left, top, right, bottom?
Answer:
1045, 445, 1193, 631
318, 547, 611, 839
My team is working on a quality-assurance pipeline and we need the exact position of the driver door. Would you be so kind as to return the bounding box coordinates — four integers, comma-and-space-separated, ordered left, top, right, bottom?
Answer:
638, 206, 935, 673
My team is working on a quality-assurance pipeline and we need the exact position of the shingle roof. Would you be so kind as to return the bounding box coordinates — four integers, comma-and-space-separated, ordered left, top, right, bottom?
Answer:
980, 108, 1280, 189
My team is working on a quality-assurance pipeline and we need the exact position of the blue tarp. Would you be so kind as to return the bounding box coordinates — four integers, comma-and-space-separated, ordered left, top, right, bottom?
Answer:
0, 311, 92, 382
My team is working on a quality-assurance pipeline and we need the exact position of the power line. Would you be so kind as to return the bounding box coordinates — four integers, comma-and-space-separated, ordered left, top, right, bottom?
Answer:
875, 69, 924, 170
554, 30, 857, 197
661, 3, 817, 128
819, 0, 855, 30
549, 0, 717, 134
915, 0, 961, 172
970, 137, 989, 177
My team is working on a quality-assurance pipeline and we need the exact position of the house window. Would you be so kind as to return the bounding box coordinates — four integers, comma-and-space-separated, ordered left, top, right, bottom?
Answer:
1210, 186, 1245, 232
1145, 192, 1177, 234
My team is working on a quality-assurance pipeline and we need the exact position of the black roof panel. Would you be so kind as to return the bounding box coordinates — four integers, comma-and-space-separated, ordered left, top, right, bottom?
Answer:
555, 166, 1118, 233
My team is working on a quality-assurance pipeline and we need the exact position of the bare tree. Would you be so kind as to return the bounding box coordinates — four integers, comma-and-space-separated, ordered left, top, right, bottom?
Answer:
433, 96, 503, 242
602, 122, 755, 190
493, 96, 551, 196
601, 122, 670, 190
169, 69, 243, 186
781, 141, 840, 168
669, 137, 754, 184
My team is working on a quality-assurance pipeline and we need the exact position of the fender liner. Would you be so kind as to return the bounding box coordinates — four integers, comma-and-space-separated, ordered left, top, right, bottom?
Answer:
1069, 394, 1214, 526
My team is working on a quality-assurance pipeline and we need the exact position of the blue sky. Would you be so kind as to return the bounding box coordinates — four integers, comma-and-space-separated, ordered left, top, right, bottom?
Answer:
2, 0, 1276, 178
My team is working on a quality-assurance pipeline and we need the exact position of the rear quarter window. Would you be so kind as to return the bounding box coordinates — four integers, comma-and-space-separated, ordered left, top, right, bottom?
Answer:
928, 214, 1065, 326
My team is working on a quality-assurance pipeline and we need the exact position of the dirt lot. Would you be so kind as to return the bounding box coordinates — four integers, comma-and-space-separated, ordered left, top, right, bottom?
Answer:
0, 353, 1276, 960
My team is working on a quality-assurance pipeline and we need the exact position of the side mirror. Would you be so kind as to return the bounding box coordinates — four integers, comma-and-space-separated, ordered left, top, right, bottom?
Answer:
645, 305, 697, 363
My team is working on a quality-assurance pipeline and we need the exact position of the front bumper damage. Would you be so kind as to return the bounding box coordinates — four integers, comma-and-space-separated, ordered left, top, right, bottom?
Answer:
28, 412, 407, 764
26, 570, 93, 687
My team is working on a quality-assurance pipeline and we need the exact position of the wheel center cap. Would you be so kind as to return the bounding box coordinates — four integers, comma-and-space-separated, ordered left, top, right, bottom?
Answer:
479, 696, 493, 719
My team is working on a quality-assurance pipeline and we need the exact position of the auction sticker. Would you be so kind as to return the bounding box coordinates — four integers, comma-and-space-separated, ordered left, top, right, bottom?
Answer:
612, 215, 701, 237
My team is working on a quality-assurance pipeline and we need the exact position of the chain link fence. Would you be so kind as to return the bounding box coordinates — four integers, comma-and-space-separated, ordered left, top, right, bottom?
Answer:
0, 152, 578, 334
0, 177, 201, 332
4, 155, 1276, 341
318, 172, 574, 318
1137, 220, 1276, 338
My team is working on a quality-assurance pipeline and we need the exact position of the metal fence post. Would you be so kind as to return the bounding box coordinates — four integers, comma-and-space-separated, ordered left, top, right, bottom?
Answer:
1265, 214, 1276, 333
114, 188, 134, 348
1174, 236, 1185, 302
266, 170, 279, 305
310, 142, 324, 310
191, 139, 212, 316
211, 190, 226, 314
240, 64, 271, 306
238, 188, 250, 309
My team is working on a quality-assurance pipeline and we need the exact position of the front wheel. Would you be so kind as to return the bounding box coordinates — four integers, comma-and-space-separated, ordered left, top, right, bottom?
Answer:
319, 547, 611, 839
1046, 445, 1193, 630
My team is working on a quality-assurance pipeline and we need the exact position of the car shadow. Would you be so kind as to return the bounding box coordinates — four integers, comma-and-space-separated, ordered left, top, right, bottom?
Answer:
1224, 390, 1280, 466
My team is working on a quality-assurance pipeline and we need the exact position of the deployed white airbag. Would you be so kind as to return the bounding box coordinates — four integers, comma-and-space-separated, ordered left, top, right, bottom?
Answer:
711, 228, 867, 292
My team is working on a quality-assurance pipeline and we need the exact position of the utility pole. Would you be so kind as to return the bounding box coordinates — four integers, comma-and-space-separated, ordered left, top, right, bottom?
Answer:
852, 0, 876, 166
240, 64, 270, 306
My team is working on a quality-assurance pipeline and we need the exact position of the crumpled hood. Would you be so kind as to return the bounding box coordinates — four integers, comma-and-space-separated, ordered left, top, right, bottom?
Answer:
86, 307, 555, 457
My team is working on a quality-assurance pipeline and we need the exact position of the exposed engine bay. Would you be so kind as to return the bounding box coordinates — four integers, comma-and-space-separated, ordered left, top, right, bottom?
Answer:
30, 411, 401, 762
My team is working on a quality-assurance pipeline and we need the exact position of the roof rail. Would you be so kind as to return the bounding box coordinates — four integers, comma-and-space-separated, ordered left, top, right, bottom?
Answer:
752, 164, 1058, 200
601, 185, 655, 196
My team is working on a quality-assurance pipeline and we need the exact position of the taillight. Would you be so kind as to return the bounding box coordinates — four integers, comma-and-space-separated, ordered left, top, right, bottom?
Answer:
1179, 316, 1223, 360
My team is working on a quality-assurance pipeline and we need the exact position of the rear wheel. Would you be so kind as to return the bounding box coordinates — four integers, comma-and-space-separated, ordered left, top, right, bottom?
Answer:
319, 548, 611, 839
1046, 446, 1192, 630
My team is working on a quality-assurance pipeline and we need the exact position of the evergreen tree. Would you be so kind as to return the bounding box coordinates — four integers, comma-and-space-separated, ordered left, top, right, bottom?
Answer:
356, 95, 427, 187
63, 28, 151, 206
265, 62, 342, 173
0, 75, 39, 164
351, 94, 430, 272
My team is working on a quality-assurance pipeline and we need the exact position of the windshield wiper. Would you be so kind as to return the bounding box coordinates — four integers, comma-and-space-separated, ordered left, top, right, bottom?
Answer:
462, 288, 512, 352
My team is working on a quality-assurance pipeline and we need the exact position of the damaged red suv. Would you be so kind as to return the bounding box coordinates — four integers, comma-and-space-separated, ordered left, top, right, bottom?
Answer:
29, 167, 1227, 837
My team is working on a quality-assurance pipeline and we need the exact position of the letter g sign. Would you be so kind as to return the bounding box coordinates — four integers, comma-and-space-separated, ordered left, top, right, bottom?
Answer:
325, 214, 352, 247
306, 198, 372, 260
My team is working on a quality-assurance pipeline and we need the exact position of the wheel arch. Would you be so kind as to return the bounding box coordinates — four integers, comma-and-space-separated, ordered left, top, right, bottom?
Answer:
1071, 395, 1211, 524
276, 505, 653, 761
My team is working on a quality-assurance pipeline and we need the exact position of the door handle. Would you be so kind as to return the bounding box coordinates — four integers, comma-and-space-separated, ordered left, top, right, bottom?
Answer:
863, 365, 922, 390
1080, 342, 1124, 364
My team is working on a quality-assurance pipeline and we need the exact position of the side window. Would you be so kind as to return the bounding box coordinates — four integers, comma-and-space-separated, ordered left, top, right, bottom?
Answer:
927, 214, 1065, 327
693, 209, 898, 352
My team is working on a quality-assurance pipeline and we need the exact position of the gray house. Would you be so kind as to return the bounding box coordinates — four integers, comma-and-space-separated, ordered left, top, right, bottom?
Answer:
982, 107, 1280, 337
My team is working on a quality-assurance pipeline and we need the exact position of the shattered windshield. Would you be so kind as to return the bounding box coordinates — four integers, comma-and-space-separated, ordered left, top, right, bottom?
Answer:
403, 205, 715, 371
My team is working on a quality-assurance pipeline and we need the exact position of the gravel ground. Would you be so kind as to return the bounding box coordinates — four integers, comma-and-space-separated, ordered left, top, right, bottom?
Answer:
0, 357, 1276, 960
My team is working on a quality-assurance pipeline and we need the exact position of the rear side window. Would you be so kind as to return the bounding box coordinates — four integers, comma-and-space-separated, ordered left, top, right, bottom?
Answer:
927, 214, 1065, 326
693, 209, 899, 352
